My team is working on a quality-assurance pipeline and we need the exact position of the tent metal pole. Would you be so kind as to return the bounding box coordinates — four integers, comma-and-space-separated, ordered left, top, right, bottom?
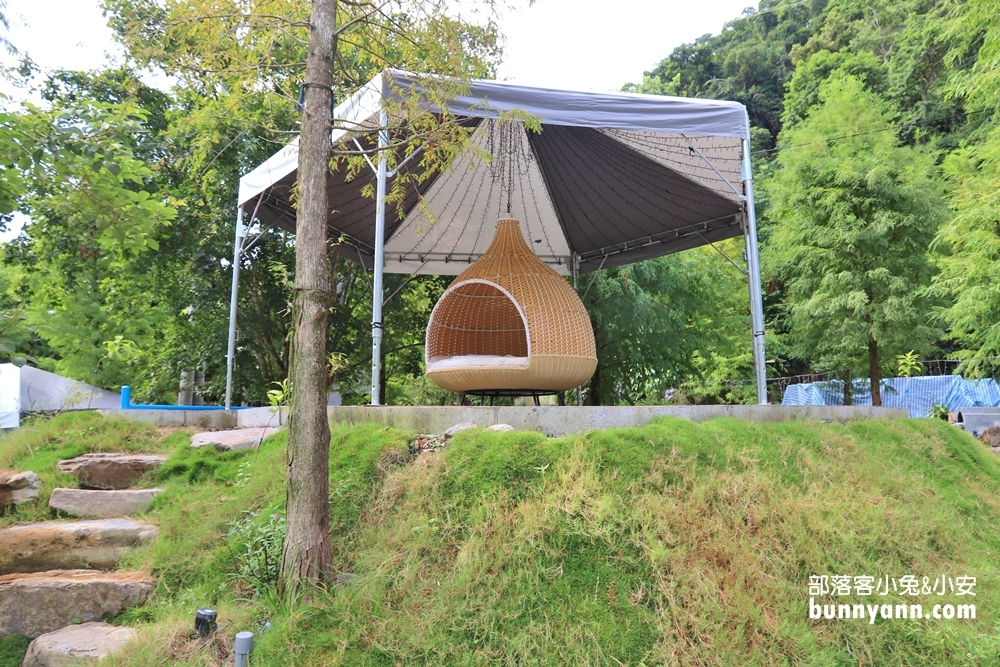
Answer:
571, 254, 583, 406
224, 205, 246, 410
369, 108, 389, 406
741, 129, 768, 405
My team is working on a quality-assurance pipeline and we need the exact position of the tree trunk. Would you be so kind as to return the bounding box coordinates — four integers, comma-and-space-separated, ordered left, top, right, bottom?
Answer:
868, 337, 882, 407
280, 0, 337, 591
587, 361, 602, 406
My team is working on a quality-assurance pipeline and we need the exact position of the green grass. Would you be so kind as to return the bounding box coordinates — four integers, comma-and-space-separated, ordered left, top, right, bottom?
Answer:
0, 635, 30, 666
3, 413, 1000, 665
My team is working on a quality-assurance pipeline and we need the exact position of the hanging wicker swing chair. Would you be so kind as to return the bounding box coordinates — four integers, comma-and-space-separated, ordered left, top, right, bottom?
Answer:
425, 218, 597, 394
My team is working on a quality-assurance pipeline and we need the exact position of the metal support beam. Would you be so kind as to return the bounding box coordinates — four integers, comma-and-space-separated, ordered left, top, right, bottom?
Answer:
741, 126, 768, 405
681, 134, 744, 199
370, 109, 389, 405
572, 254, 583, 406
224, 206, 246, 410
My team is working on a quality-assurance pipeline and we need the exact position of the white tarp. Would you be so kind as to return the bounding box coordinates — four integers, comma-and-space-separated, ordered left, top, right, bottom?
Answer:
0, 364, 121, 427
238, 75, 383, 206
386, 70, 748, 136
0, 364, 18, 428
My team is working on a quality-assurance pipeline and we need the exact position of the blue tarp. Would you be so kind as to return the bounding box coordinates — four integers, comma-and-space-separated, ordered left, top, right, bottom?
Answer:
781, 375, 1000, 418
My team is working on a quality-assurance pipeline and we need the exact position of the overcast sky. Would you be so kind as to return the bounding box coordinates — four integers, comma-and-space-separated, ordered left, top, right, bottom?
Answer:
2, 0, 753, 92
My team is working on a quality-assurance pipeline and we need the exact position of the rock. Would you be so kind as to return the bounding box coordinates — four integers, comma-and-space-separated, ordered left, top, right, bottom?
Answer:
57, 453, 166, 490
0, 519, 158, 575
334, 572, 356, 587
190, 427, 281, 451
20, 622, 137, 666
982, 426, 1000, 448
443, 422, 477, 438
410, 434, 447, 455
0, 571, 153, 638
49, 488, 163, 518
0, 470, 40, 510
487, 423, 514, 433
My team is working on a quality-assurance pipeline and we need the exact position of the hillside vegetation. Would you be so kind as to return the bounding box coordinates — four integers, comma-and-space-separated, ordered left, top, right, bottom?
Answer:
2, 412, 1000, 665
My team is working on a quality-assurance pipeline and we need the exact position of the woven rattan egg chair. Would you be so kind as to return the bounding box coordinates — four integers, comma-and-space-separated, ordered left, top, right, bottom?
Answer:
425, 218, 597, 394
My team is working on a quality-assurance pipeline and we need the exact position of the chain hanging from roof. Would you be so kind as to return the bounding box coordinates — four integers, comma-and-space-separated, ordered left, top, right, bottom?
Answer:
487, 119, 533, 216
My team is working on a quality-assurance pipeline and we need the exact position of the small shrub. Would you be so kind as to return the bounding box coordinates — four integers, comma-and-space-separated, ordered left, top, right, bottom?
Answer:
928, 402, 950, 420
227, 509, 286, 595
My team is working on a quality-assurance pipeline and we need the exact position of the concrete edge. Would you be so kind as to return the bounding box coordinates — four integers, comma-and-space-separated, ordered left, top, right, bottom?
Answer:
99, 409, 238, 429
321, 404, 908, 437
104, 404, 909, 437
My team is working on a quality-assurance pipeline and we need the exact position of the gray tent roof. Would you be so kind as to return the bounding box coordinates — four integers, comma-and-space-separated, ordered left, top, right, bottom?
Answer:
238, 69, 750, 275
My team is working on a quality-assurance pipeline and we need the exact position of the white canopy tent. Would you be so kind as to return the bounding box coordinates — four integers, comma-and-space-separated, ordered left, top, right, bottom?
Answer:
231, 69, 767, 407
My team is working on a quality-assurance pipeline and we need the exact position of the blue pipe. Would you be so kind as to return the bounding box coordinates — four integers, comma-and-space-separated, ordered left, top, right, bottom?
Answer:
119, 386, 248, 411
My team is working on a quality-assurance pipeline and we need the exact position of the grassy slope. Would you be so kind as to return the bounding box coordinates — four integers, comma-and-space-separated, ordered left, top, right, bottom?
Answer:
2, 413, 1000, 666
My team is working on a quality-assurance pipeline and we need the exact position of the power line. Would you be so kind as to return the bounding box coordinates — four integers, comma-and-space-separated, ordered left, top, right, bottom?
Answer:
753, 106, 998, 156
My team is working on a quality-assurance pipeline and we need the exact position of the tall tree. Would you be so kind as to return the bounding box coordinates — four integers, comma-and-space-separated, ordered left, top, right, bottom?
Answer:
765, 75, 944, 405
581, 251, 741, 405
280, 0, 337, 587
927, 0, 1000, 372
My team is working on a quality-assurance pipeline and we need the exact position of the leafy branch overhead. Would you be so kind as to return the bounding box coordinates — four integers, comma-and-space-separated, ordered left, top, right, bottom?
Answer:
1, 99, 178, 252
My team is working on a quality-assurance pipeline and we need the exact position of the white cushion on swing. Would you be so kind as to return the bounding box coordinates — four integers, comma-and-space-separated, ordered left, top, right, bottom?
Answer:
426, 354, 529, 372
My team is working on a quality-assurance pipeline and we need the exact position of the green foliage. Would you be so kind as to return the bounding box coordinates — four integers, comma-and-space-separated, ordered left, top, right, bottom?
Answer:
0, 410, 168, 470
765, 75, 945, 388
582, 250, 743, 405
0, 98, 177, 251
781, 48, 887, 130
0, 635, 30, 666
930, 126, 1000, 367
896, 350, 923, 377
628, 0, 826, 145
266, 379, 290, 409
928, 401, 950, 419
945, 0, 1000, 113
227, 509, 287, 594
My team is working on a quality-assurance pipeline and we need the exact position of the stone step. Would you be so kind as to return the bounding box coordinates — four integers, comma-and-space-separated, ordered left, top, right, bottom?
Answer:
21, 622, 137, 667
0, 519, 158, 575
0, 469, 40, 510
0, 571, 153, 639
191, 426, 281, 451
57, 453, 167, 490
49, 488, 163, 518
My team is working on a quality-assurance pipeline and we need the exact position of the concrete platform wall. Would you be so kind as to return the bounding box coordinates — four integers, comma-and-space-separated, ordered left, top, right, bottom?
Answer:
104, 404, 907, 435
320, 405, 907, 436
99, 409, 238, 429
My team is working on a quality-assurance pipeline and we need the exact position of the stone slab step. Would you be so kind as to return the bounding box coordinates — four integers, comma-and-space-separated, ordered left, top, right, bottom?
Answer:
0, 571, 153, 639
0, 519, 158, 575
191, 426, 281, 451
49, 488, 163, 518
21, 622, 137, 667
57, 453, 167, 490
0, 470, 40, 510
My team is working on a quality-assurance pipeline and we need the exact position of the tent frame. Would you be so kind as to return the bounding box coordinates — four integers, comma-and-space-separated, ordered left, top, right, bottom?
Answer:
224, 76, 768, 408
